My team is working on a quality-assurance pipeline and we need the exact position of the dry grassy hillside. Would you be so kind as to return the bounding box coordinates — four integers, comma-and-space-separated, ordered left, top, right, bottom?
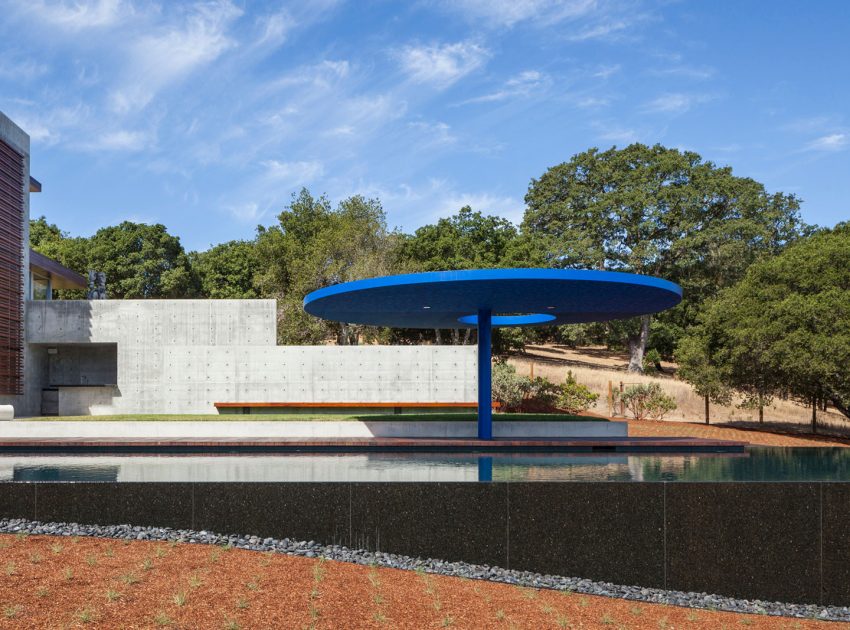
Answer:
508, 345, 848, 433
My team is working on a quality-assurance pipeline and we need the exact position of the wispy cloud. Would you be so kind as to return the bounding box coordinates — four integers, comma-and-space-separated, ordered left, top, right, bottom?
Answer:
649, 64, 716, 80
805, 133, 847, 152
396, 41, 489, 88
642, 92, 714, 115
109, 1, 243, 113
433, 191, 524, 224
261, 159, 325, 183
458, 70, 550, 104
14, 0, 133, 31
442, 0, 597, 28
79, 129, 152, 152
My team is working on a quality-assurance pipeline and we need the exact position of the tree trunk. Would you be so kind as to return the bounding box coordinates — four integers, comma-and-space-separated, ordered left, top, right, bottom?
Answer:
812, 396, 818, 434
463, 328, 472, 345
434, 329, 442, 345
758, 393, 764, 424
627, 315, 650, 373
451, 329, 460, 345
704, 394, 710, 425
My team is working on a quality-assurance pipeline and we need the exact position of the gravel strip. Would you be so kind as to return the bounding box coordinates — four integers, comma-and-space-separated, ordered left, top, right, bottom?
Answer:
1, 518, 847, 622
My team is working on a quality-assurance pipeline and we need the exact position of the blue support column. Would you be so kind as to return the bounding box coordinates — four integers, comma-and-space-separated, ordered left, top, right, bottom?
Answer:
477, 308, 492, 440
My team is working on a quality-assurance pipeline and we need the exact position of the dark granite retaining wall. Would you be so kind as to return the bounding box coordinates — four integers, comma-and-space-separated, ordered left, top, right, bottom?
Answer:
1, 482, 847, 606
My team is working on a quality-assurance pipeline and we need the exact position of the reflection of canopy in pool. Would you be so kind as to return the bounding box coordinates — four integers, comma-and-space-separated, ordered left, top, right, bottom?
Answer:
304, 269, 683, 440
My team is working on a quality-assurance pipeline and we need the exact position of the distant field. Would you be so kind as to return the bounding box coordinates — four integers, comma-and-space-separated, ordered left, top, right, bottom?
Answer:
510, 345, 849, 433
21, 413, 600, 422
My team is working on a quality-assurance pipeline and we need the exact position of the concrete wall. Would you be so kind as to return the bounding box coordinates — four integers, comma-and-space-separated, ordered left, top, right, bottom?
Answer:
24, 300, 478, 415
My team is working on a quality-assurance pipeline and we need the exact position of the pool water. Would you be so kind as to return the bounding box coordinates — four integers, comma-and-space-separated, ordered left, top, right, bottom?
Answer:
1, 448, 849, 483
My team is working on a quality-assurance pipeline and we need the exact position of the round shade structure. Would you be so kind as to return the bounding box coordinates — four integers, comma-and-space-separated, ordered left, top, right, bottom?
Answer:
303, 269, 683, 440
304, 269, 682, 328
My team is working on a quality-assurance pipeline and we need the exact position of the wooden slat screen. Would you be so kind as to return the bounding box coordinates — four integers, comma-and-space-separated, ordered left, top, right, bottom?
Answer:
0, 138, 24, 395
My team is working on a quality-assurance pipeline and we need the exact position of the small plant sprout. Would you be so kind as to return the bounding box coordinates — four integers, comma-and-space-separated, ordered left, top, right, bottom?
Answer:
156, 546, 168, 558
235, 597, 249, 610
5, 561, 16, 576
556, 615, 569, 629
495, 610, 506, 621
106, 589, 121, 602
142, 557, 154, 571
63, 567, 74, 581
86, 554, 98, 567
3, 605, 22, 619
246, 579, 259, 592
601, 613, 615, 625
121, 572, 140, 585
50, 542, 63, 554
36, 587, 49, 598
173, 591, 187, 607
76, 608, 94, 623
15, 531, 28, 541
441, 615, 454, 627
221, 542, 233, 552
104, 546, 114, 558
224, 619, 240, 630
168, 538, 180, 548
154, 611, 173, 626
29, 552, 41, 564
71, 536, 80, 544
210, 549, 221, 563
189, 574, 203, 589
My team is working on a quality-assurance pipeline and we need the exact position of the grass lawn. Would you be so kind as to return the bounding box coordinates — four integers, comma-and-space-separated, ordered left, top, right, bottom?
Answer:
20, 412, 602, 422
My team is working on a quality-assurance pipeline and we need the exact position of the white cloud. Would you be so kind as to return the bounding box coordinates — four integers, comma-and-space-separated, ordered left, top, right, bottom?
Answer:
253, 10, 294, 48
649, 65, 715, 80
642, 92, 713, 115
396, 41, 489, 88
568, 19, 631, 41
805, 133, 847, 152
261, 160, 325, 184
433, 192, 524, 225
109, 1, 243, 113
225, 201, 264, 222
80, 129, 151, 151
592, 64, 620, 79
407, 121, 456, 147
459, 70, 550, 105
16, 0, 131, 31
444, 0, 597, 28
596, 125, 639, 144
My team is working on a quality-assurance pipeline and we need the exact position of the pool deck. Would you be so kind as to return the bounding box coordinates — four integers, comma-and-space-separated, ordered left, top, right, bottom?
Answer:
0, 436, 747, 453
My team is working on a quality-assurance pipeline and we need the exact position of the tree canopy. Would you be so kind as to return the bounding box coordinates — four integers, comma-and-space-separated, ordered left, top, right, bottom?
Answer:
677, 224, 850, 425
522, 143, 806, 371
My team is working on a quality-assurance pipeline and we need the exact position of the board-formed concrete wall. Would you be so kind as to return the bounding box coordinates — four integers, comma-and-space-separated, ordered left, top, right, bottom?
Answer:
25, 300, 477, 415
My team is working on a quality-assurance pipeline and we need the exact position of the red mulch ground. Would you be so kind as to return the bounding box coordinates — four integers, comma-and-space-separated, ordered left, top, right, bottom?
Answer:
627, 420, 849, 447
0, 534, 843, 629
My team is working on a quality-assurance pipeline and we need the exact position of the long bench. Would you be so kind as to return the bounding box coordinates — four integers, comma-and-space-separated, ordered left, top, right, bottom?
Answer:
214, 402, 501, 415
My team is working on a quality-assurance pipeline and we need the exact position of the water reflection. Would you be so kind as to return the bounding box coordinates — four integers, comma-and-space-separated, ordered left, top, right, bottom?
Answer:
0, 448, 848, 483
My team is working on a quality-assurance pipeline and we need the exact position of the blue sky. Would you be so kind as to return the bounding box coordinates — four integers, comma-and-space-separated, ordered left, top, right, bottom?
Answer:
1, 0, 848, 251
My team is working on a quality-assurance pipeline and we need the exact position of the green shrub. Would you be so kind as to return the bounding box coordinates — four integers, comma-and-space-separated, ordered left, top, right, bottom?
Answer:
526, 376, 561, 407
492, 361, 528, 411
557, 371, 599, 414
642, 348, 662, 374
617, 383, 677, 420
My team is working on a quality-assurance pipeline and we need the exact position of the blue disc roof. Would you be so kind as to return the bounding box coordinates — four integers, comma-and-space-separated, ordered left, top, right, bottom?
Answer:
303, 268, 682, 329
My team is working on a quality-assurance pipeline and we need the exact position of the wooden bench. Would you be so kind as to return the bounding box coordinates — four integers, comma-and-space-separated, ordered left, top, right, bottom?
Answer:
214, 401, 501, 415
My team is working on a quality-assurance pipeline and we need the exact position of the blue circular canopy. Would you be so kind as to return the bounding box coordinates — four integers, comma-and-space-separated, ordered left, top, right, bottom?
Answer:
303, 268, 682, 329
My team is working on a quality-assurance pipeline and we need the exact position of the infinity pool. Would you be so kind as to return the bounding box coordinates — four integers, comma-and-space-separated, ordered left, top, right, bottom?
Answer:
1, 447, 849, 482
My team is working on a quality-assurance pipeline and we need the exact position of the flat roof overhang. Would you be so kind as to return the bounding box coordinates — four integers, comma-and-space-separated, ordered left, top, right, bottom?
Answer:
29, 248, 87, 290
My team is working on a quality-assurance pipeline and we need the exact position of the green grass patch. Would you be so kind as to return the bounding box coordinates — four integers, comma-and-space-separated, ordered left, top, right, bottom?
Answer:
21, 412, 602, 422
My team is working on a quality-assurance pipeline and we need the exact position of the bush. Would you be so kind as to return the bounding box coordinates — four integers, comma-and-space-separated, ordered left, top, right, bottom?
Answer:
492, 361, 528, 411
557, 371, 599, 414
617, 383, 677, 421
526, 376, 561, 407
642, 348, 662, 374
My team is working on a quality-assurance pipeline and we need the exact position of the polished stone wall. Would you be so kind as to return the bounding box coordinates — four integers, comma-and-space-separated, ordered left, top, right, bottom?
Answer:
1, 481, 847, 605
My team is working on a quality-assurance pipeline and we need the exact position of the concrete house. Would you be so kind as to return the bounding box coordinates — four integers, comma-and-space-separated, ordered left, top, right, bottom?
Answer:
0, 112, 476, 417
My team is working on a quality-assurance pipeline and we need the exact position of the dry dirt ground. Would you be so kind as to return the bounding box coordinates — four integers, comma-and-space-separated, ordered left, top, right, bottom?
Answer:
508, 345, 849, 434
0, 534, 843, 630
